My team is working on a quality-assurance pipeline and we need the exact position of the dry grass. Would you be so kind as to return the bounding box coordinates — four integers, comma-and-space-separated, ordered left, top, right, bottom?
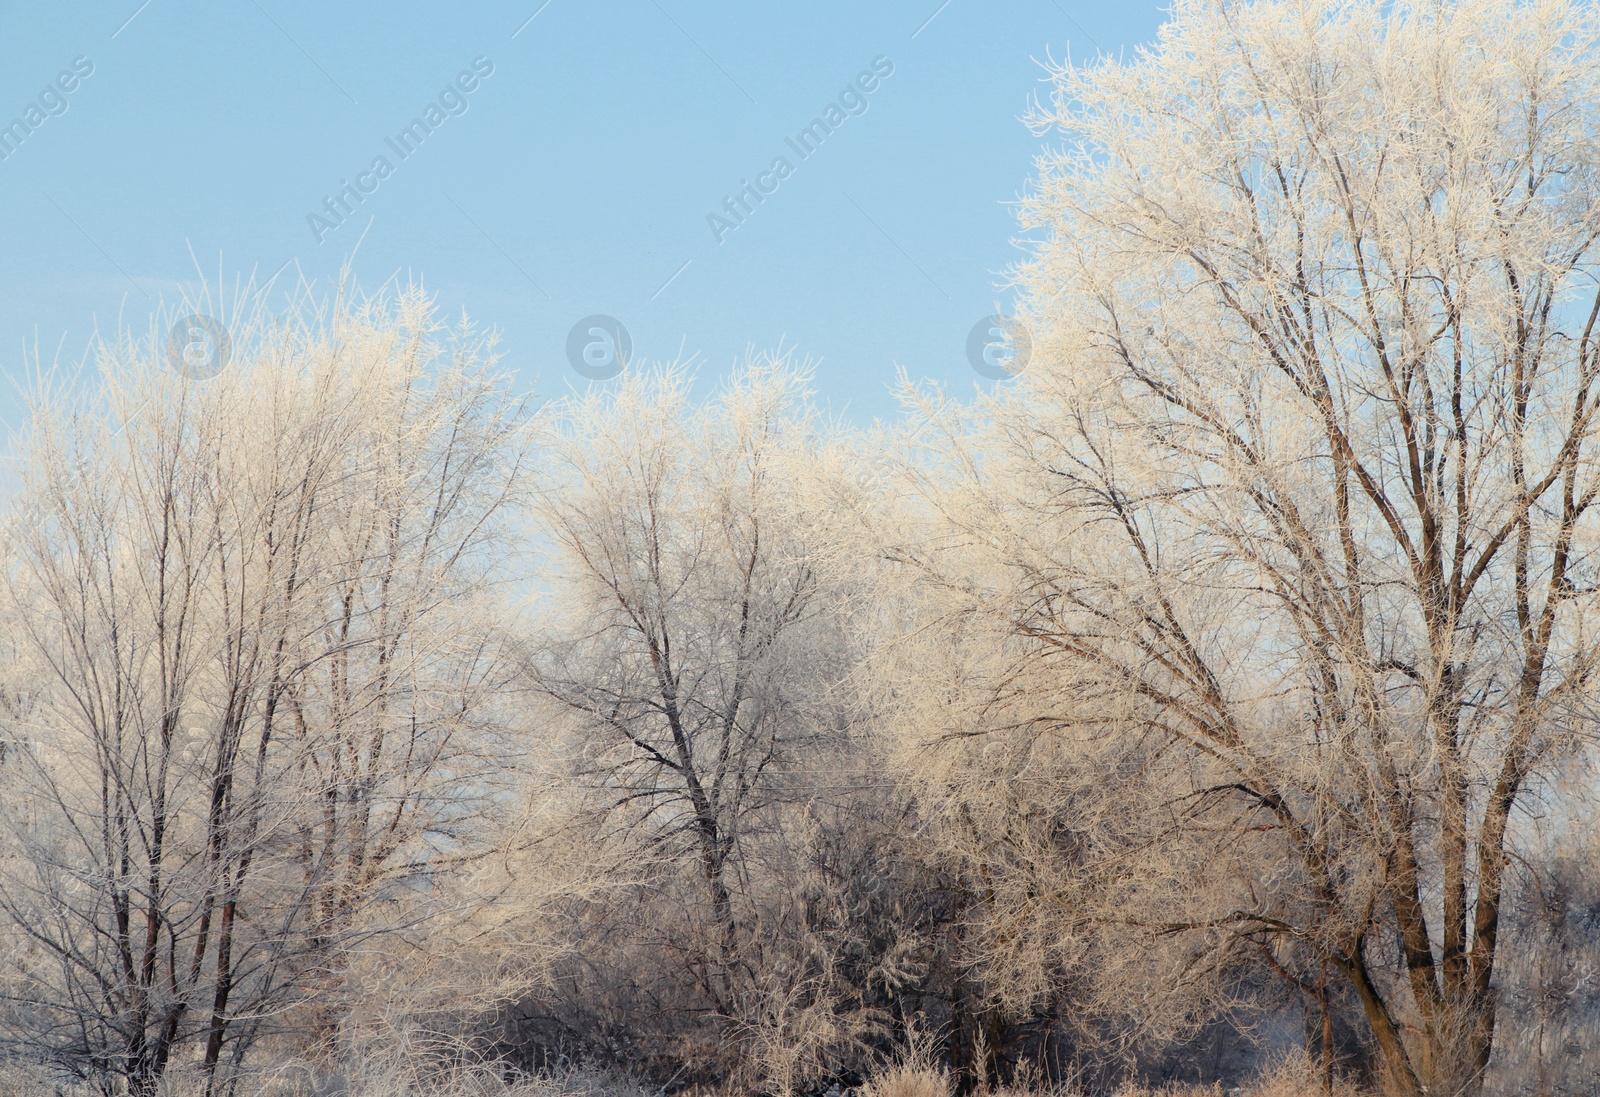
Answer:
860, 1062, 952, 1097
856, 1050, 1366, 1097
0, 1048, 1368, 1097
1112, 1054, 1365, 1097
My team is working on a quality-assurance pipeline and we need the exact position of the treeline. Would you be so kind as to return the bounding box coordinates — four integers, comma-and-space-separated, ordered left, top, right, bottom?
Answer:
6, 1, 1600, 1095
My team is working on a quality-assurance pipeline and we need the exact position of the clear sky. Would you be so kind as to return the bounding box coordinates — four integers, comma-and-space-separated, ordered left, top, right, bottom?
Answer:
0, 0, 1168, 430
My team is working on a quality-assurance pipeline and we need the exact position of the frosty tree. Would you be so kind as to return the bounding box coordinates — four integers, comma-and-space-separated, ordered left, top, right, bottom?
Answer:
0, 290, 527, 1095
893, 1, 1600, 1092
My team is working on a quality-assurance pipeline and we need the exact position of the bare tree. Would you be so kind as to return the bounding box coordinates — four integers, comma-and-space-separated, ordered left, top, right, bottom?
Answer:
524, 358, 894, 1086
885, 1, 1600, 1092
0, 287, 526, 1095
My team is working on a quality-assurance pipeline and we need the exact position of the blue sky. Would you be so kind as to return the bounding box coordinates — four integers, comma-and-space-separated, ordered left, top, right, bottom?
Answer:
0, 0, 1168, 430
